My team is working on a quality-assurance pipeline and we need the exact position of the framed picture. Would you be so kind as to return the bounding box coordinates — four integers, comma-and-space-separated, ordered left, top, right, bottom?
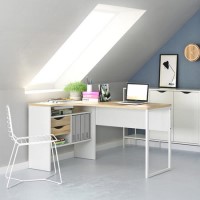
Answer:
99, 83, 111, 102
159, 54, 178, 88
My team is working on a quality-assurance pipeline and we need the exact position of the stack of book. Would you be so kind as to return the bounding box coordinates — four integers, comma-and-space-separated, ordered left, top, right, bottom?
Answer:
51, 106, 73, 116
82, 91, 99, 102
55, 138, 66, 145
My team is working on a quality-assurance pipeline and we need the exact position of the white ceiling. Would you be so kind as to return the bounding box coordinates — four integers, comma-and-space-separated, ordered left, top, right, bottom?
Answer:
0, 0, 200, 89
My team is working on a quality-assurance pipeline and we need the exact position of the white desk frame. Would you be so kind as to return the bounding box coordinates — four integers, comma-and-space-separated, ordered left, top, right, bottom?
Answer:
29, 102, 171, 178
93, 105, 171, 178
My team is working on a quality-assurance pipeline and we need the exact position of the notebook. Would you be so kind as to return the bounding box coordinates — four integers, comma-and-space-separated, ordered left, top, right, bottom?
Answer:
118, 83, 149, 105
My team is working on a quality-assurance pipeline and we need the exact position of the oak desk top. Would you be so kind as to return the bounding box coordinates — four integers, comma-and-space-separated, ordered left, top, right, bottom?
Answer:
29, 101, 171, 111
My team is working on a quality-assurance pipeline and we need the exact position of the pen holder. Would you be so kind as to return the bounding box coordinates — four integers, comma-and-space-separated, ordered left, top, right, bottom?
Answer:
87, 84, 92, 92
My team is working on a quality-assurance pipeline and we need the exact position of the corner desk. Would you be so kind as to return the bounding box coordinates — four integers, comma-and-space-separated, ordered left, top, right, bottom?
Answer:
29, 101, 171, 178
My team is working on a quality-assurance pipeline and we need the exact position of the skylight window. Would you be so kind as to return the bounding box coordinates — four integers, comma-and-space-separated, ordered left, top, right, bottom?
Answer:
27, 4, 145, 90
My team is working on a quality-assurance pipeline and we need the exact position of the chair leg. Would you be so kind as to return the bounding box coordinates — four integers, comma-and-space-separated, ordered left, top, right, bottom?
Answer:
5, 143, 16, 179
53, 142, 62, 184
51, 143, 57, 174
5, 143, 62, 188
6, 145, 19, 188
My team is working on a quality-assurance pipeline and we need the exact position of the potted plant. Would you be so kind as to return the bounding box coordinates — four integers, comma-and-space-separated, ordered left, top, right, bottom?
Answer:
64, 81, 87, 100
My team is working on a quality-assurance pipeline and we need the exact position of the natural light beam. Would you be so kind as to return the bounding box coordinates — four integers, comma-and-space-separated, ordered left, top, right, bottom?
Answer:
26, 4, 145, 90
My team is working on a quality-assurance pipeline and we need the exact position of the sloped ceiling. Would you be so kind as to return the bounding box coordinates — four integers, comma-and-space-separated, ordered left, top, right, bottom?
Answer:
0, 0, 200, 89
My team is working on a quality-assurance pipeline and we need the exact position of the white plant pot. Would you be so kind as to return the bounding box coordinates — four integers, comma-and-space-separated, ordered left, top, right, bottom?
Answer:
70, 91, 82, 101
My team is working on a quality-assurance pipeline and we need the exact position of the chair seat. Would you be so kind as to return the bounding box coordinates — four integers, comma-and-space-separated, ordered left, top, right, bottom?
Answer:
16, 134, 58, 146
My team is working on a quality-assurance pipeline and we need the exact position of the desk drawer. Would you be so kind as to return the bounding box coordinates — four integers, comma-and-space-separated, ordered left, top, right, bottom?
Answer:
51, 116, 70, 127
51, 125, 70, 135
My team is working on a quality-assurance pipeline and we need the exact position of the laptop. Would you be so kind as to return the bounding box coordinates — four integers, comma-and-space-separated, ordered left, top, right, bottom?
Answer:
118, 83, 149, 105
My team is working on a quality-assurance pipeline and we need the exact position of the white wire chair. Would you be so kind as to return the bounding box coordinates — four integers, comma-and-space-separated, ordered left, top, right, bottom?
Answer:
5, 105, 62, 188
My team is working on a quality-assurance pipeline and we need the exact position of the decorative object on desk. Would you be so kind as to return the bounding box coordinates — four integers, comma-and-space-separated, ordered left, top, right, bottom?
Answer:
64, 81, 87, 100
87, 84, 92, 92
99, 83, 111, 102
159, 54, 178, 88
86, 77, 93, 92
82, 91, 99, 102
184, 43, 200, 62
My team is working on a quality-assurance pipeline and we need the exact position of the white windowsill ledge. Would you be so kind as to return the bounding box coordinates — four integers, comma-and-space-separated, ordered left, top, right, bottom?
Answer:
25, 89, 63, 95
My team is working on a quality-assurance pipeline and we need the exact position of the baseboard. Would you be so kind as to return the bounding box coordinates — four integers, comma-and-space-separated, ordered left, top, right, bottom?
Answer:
58, 151, 74, 161
2, 139, 197, 175
96, 140, 122, 151
125, 138, 200, 152
0, 162, 28, 175
0, 151, 75, 175
0, 140, 122, 175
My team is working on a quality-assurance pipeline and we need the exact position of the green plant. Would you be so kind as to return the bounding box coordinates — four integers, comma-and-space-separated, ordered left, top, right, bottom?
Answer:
64, 81, 87, 92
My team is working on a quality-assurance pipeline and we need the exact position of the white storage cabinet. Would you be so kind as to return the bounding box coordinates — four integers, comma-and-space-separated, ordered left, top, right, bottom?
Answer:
29, 105, 91, 171
173, 91, 199, 144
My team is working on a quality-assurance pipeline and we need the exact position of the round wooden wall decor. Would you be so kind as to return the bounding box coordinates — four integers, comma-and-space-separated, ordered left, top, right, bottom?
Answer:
184, 43, 200, 62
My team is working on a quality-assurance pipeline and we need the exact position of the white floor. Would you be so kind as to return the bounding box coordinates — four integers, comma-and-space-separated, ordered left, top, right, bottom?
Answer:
1, 145, 200, 200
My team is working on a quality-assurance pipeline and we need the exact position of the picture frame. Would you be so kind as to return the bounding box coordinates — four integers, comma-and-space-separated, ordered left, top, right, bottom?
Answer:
159, 54, 178, 88
99, 83, 111, 102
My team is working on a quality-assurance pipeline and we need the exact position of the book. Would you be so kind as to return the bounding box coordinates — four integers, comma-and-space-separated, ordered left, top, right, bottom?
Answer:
82, 91, 99, 95
55, 141, 65, 145
55, 138, 66, 145
82, 94, 99, 98
82, 91, 99, 99
51, 108, 73, 116
82, 98, 99, 102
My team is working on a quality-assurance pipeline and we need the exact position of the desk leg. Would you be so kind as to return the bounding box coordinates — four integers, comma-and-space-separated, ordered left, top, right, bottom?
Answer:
123, 127, 125, 148
145, 110, 149, 179
147, 107, 171, 178
168, 108, 171, 169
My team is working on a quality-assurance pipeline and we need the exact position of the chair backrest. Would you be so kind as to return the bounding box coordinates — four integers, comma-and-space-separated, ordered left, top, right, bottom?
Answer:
6, 105, 17, 142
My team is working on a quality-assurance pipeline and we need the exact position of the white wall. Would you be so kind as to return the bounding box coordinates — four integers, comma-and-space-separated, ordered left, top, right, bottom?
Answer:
0, 1, 199, 90
0, 89, 27, 167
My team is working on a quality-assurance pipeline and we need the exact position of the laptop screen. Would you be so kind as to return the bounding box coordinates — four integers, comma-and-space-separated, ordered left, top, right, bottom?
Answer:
126, 83, 149, 102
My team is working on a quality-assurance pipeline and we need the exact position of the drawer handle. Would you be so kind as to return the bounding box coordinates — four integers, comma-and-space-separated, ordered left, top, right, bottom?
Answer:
54, 126, 64, 129
158, 90, 166, 93
181, 91, 191, 94
54, 117, 64, 120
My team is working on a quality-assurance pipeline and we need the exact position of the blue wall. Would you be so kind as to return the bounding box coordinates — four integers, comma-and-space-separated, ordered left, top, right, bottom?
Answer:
130, 10, 200, 89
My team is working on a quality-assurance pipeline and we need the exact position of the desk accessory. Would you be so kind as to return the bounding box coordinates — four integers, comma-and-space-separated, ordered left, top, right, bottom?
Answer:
99, 84, 111, 102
